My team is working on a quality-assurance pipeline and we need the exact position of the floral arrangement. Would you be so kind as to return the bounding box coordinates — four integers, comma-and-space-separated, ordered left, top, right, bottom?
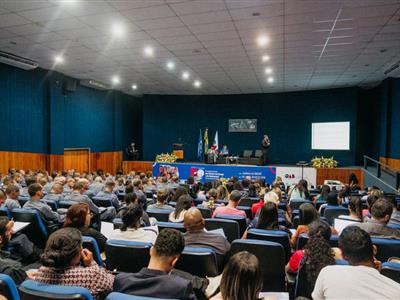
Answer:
311, 156, 338, 168
155, 153, 178, 163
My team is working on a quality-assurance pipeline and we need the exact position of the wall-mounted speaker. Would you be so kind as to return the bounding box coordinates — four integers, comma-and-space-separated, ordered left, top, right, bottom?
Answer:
62, 78, 78, 95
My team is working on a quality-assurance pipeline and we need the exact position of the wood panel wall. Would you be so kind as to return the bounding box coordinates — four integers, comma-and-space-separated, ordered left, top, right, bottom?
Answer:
91, 151, 122, 174
380, 157, 400, 171
0, 151, 48, 174
64, 149, 90, 173
316, 168, 364, 187
122, 161, 153, 174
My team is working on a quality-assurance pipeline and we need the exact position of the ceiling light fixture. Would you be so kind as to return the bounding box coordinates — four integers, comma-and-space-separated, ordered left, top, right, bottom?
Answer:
143, 46, 154, 57
262, 55, 270, 62
264, 67, 273, 74
54, 55, 64, 64
193, 80, 202, 88
257, 35, 269, 47
132, 84, 138, 90
111, 75, 120, 85
166, 61, 175, 70
267, 76, 274, 83
182, 71, 190, 80
111, 23, 125, 38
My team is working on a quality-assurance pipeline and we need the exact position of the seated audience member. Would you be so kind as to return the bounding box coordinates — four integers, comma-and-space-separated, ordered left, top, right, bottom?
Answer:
35, 228, 114, 298
0, 189, 5, 206
171, 186, 189, 203
113, 229, 196, 300
348, 172, 360, 191
387, 194, 400, 226
43, 183, 64, 202
132, 178, 147, 208
2, 185, 21, 210
19, 176, 36, 197
289, 179, 310, 201
117, 192, 150, 226
313, 185, 330, 203
338, 185, 351, 204
109, 204, 157, 243
63, 203, 107, 252
287, 220, 340, 298
354, 198, 400, 238
95, 181, 121, 210
312, 226, 400, 299
212, 190, 246, 218
290, 203, 319, 248
318, 191, 339, 214
183, 208, 230, 255
64, 181, 116, 221
114, 177, 126, 194
89, 176, 104, 196
202, 188, 218, 209
210, 251, 262, 300
147, 189, 174, 210
63, 178, 75, 194
362, 194, 379, 219
338, 196, 363, 221
24, 183, 62, 226
244, 202, 291, 239
169, 195, 192, 223
0, 217, 37, 284
216, 185, 228, 202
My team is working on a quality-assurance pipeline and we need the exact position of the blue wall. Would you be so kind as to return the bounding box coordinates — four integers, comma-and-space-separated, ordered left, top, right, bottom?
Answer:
143, 88, 360, 166
0, 63, 141, 155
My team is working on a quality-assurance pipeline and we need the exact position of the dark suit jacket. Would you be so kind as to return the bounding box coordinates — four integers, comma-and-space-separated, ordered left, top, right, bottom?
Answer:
113, 268, 197, 300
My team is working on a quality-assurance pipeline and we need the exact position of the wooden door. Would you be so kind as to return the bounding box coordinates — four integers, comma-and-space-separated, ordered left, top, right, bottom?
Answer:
64, 149, 90, 172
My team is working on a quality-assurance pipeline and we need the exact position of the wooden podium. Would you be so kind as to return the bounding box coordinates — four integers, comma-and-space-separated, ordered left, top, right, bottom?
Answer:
173, 143, 184, 160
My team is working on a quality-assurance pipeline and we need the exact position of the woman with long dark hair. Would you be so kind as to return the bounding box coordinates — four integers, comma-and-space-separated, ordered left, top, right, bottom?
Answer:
289, 179, 310, 201
169, 194, 192, 222
339, 196, 363, 221
290, 203, 319, 248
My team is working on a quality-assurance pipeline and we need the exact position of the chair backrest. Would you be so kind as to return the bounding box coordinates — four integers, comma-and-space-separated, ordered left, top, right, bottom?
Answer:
243, 150, 253, 158
82, 236, 103, 266
237, 206, 252, 219
197, 206, 212, 219
18, 196, 29, 207
230, 239, 286, 292
238, 198, 259, 208
105, 240, 151, 273
156, 221, 186, 233
247, 229, 291, 262
92, 197, 113, 207
174, 247, 219, 277
41, 200, 58, 211
216, 214, 247, 236
58, 200, 75, 209
204, 218, 240, 243
106, 292, 178, 300
19, 280, 93, 300
254, 150, 262, 158
323, 206, 349, 225
296, 233, 309, 250
146, 209, 173, 222
11, 208, 48, 248
381, 262, 400, 284
0, 207, 11, 218
0, 273, 20, 300
289, 199, 313, 210
371, 238, 400, 261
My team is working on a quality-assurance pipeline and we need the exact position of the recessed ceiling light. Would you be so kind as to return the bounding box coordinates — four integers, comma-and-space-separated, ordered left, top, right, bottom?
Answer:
193, 80, 202, 88
166, 61, 175, 70
132, 84, 138, 90
144, 46, 154, 57
262, 55, 270, 62
264, 67, 273, 75
257, 35, 269, 47
267, 76, 274, 83
182, 71, 190, 80
59, 0, 78, 4
111, 23, 125, 38
111, 75, 120, 85
54, 55, 64, 64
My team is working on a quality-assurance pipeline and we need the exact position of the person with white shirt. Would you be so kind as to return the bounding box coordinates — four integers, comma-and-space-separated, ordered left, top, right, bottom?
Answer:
312, 226, 400, 300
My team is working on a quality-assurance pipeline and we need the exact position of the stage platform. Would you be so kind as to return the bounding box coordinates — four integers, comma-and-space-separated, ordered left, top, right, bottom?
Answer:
122, 160, 364, 187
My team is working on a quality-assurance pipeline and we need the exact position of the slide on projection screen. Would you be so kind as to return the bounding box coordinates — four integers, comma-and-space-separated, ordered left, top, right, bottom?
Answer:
311, 122, 350, 150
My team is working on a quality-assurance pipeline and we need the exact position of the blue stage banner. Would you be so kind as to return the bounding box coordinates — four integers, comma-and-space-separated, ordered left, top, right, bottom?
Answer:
152, 162, 276, 184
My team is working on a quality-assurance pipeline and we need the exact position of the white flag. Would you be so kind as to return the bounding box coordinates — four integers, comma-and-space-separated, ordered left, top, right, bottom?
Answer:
213, 131, 219, 150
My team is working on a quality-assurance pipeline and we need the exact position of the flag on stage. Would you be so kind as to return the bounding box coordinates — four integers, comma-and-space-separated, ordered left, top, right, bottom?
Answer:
204, 128, 209, 153
213, 130, 219, 150
197, 129, 203, 161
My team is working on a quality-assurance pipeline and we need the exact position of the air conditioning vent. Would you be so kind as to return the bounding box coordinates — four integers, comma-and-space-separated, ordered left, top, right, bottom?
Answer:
384, 60, 400, 77
0, 51, 39, 70
80, 79, 111, 90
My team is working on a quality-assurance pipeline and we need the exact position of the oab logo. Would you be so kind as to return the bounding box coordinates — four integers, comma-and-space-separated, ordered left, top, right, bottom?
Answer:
285, 174, 295, 179
197, 169, 205, 179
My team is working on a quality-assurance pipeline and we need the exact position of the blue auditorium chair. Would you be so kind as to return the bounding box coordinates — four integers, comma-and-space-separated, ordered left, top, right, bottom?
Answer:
146, 208, 173, 222
197, 206, 212, 218
371, 238, 400, 262
237, 206, 252, 219
0, 207, 11, 218
238, 198, 259, 207
230, 239, 286, 292
215, 214, 247, 236
42, 199, 58, 211
106, 293, 178, 300
247, 229, 291, 262
19, 280, 93, 300
92, 196, 113, 208
58, 200, 75, 209
17, 196, 29, 207
11, 208, 48, 248
156, 221, 186, 232
204, 218, 240, 243
381, 262, 400, 283
82, 236, 103, 266
0, 274, 20, 300
174, 247, 219, 277
323, 206, 349, 225
289, 199, 313, 210
296, 233, 309, 250
105, 240, 151, 273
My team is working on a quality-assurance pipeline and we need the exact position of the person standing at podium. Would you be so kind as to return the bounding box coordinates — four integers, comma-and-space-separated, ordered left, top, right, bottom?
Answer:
260, 134, 270, 166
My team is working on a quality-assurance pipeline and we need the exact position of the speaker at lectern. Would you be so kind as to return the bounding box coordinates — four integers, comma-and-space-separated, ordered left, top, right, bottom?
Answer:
172, 143, 184, 160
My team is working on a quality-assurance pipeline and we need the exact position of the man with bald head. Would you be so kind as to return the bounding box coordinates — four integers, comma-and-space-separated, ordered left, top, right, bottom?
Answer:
183, 208, 230, 255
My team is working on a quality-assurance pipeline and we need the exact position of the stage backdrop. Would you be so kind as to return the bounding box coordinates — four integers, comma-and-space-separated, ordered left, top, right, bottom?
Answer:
153, 162, 276, 184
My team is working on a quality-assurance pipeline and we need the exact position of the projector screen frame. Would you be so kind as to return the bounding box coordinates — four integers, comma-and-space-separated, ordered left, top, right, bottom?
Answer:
311, 121, 351, 151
